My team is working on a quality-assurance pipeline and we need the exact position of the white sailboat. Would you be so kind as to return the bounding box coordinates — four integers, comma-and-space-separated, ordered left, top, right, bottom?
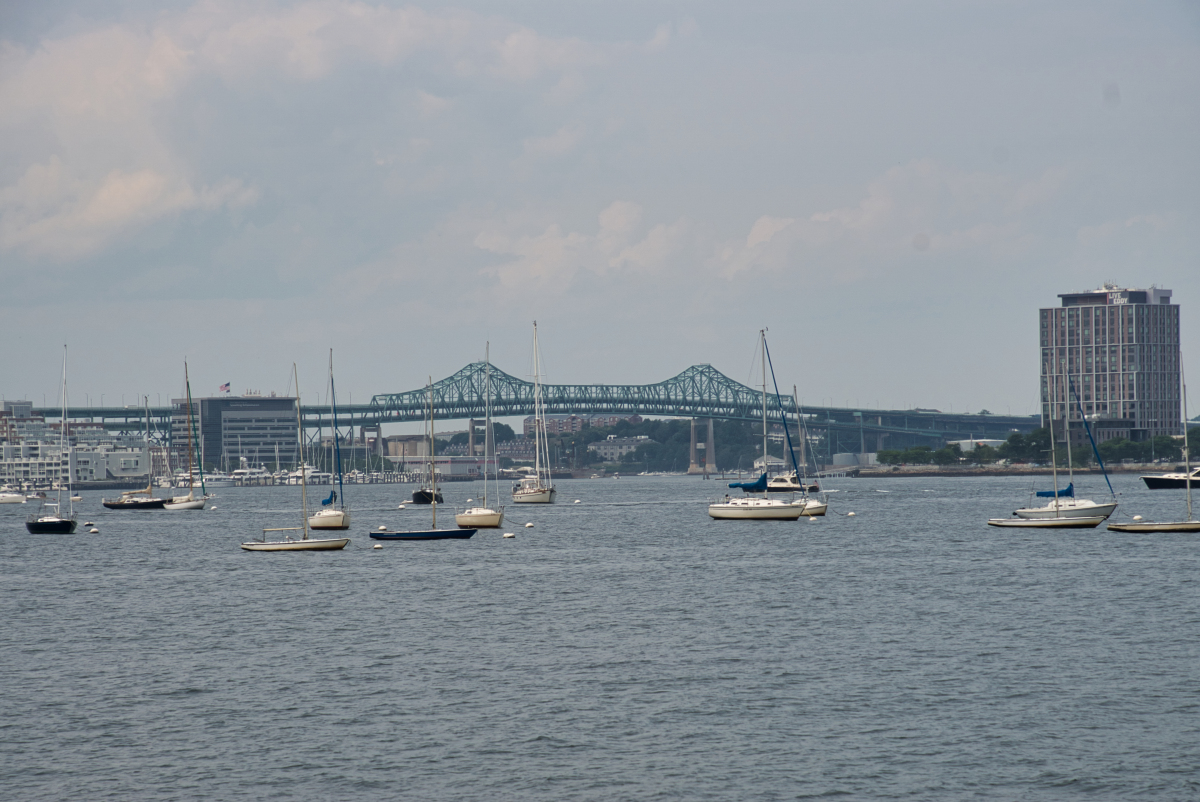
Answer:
27, 346, 77, 534
1109, 360, 1200, 533
165, 361, 212, 510
1010, 375, 1117, 520
710, 331, 812, 521
989, 400, 1106, 528
512, 322, 556, 504
457, 344, 505, 528
309, 350, 351, 530
242, 365, 350, 551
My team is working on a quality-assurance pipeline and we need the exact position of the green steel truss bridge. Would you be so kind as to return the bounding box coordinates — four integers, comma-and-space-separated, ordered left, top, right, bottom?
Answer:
360, 362, 1036, 450
35, 362, 1037, 450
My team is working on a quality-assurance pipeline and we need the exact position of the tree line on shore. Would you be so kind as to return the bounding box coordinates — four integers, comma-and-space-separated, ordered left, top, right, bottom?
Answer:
878, 427, 1199, 467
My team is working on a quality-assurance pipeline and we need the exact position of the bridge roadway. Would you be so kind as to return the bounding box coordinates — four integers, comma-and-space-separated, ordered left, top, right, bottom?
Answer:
33, 362, 1037, 449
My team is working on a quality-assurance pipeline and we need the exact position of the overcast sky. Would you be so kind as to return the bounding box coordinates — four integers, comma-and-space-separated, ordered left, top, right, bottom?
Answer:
2, 0, 1197, 427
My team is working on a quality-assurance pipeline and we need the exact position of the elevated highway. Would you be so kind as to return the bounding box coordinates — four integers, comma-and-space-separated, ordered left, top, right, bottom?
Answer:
32, 362, 1037, 452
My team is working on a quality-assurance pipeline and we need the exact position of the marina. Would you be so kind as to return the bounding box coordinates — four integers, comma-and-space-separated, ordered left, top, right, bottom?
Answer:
3, 473, 1197, 800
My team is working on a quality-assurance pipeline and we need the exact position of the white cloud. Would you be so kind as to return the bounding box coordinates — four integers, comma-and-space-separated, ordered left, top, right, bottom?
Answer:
719, 159, 1069, 278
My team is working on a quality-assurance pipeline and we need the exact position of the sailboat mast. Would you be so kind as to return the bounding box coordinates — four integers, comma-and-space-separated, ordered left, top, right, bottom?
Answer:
484, 342, 492, 508
294, 365, 309, 540
532, 322, 543, 483
330, 350, 344, 508
1047, 393, 1060, 518
61, 346, 71, 516
1183, 366, 1192, 522
184, 363, 195, 494
429, 380, 436, 529
761, 330, 768, 498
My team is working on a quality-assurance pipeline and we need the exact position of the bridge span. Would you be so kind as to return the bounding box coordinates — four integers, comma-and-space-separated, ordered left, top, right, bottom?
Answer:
31, 362, 1036, 452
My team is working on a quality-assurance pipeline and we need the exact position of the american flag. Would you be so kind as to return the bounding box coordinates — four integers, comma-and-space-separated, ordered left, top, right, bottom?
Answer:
219, 382, 230, 393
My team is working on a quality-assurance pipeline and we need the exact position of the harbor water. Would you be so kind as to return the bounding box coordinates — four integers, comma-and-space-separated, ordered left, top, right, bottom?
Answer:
2, 474, 1197, 800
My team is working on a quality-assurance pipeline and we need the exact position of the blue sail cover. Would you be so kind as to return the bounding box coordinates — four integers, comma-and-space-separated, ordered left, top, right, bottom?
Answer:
729, 473, 768, 492
1036, 483, 1073, 498
321, 490, 336, 506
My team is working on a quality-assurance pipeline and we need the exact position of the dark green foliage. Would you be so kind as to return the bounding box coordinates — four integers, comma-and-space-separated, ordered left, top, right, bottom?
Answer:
554, 417, 797, 472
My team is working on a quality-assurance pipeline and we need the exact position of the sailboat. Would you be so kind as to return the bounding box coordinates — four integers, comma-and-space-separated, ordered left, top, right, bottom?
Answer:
102, 396, 168, 509
457, 344, 505, 528
309, 350, 351, 530
241, 365, 350, 551
411, 381, 444, 504
709, 331, 813, 521
1010, 377, 1117, 521
27, 346, 78, 534
165, 361, 212, 510
373, 380, 476, 540
989, 397, 1107, 528
1109, 361, 1200, 532
512, 321, 556, 504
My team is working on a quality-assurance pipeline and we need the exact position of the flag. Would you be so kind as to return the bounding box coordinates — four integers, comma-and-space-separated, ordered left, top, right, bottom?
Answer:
219, 382, 230, 393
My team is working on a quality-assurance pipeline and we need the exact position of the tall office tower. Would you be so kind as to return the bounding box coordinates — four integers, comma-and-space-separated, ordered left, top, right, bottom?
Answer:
1040, 284, 1180, 443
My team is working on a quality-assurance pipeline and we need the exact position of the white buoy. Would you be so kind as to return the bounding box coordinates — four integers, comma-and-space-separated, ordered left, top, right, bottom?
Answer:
89, 528, 99, 533
84, 522, 94, 526
525, 522, 534, 528
503, 532, 515, 538
373, 544, 383, 549
378, 525, 387, 530
1133, 515, 1143, 521
466, 499, 473, 503
847, 512, 856, 517
574, 499, 581, 503
397, 504, 405, 509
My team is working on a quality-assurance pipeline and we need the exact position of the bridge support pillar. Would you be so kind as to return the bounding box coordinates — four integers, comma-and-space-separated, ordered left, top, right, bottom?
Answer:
688, 419, 703, 474
468, 419, 477, 457
706, 418, 717, 475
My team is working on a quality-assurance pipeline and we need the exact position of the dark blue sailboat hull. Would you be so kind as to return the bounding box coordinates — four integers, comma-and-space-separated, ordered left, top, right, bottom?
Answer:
370, 529, 476, 540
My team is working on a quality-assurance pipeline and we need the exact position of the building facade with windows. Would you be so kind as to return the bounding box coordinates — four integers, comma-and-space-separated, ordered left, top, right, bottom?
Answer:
1040, 284, 1180, 443
172, 395, 299, 471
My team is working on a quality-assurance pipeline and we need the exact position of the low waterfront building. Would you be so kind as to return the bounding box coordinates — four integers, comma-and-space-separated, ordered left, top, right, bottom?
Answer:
588, 435, 655, 461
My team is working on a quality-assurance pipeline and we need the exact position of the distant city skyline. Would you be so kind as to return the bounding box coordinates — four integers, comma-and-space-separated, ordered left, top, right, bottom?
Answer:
2, 1, 1197, 421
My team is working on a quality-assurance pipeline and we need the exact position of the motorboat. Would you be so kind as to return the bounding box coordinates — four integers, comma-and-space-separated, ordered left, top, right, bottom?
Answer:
1140, 467, 1200, 489
766, 472, 819, 493
0, 488, 25, 504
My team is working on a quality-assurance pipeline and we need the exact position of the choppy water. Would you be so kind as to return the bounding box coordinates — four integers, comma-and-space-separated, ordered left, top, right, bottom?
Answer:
2, 474, 1198, 800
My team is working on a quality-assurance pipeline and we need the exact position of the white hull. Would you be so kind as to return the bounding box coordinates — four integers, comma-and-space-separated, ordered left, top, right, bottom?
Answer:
512, 486, 556, 504
988, 516, 1107, 528
164, 495, 208, 510
1014, 499, 1117, 519
241, 537, 350, 551
0, 493, 26, 504
455, 507, 504, 528
800, 500, 828, 517
308, 507, 351, 530
1107, 520, 1200, 533
708, 497, 807, 520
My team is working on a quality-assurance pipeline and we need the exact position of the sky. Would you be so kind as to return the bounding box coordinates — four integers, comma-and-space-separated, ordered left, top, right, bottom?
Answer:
2, 0, 1198, 429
